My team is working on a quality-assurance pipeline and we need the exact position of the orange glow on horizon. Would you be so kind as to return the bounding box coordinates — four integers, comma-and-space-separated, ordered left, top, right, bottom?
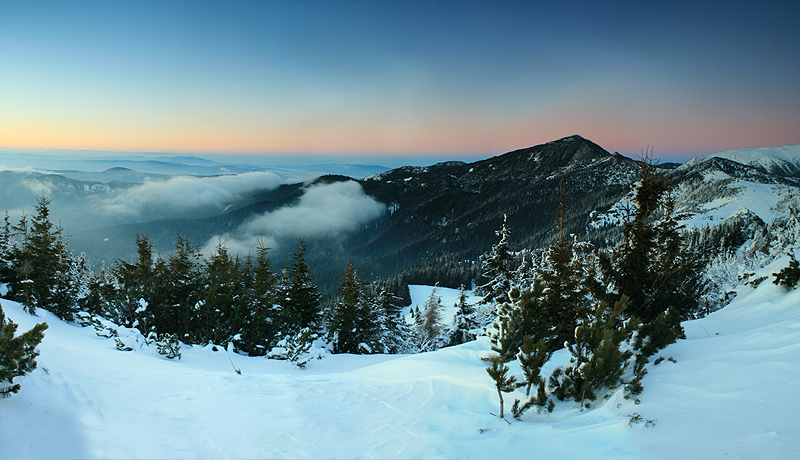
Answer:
2, 108, 798, 160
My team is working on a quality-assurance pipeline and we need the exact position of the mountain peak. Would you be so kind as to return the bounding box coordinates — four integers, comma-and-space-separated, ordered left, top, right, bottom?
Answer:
499, 134, 611, 170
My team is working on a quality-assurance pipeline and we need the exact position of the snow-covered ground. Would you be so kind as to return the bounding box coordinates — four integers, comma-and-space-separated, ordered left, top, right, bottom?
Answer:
589, 163, 798, 232
677, 177, 796, 229
686, 143, 800, 176
404, 284, 482, 326
2, 254, 799, 459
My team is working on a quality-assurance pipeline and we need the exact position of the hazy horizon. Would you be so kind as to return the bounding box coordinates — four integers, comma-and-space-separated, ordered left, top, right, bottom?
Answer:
7, 134, 800, 173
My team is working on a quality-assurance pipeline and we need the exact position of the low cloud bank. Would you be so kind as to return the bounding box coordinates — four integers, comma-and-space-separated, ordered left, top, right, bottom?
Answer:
204, 180, 385, 255
97, 171, 283, 220
0, 166, 57, 174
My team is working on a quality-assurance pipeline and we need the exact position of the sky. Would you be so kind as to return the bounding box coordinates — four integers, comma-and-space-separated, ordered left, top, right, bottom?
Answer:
1, 0, 799, 163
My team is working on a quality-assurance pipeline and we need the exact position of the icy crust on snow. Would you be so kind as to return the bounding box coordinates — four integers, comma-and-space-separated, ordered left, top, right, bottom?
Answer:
2, 255, 799, 459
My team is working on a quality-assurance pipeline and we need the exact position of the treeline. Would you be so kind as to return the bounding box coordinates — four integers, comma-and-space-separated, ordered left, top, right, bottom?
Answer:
0, 197, 430, 358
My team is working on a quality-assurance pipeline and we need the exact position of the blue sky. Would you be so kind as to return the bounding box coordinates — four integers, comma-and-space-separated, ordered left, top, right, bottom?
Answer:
1, 0, 798, 162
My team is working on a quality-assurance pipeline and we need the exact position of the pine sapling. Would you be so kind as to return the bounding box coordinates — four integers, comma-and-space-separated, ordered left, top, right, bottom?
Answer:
486, 354, 518, 419
549, 296, 638, 409
114, 338, 133, 351
517, 335, 551, 396
773, 252, 800, 290
1, 305, 47, 399
512, 335, 553, 419
633, 307, 682, 362
157, 333, 181, 359
285, 327, 315, 368
624, 360, 647, 404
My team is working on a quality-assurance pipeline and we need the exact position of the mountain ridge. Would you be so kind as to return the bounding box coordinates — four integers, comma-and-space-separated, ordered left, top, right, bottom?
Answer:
44, 135, 800, 293
685, 143, 800, 177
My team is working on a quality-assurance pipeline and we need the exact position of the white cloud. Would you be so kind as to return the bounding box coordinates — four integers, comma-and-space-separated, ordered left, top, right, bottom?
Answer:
21, 178, 55, 197
203, 180, 385, 255
0, 166, 57, 174
97, 171, 283, 219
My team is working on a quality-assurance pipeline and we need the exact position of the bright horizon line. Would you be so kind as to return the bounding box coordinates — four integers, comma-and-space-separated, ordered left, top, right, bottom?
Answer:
3, 135, 799, 166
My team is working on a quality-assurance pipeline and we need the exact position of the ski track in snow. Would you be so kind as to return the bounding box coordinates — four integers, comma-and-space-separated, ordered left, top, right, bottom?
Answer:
2, 257, 799, 459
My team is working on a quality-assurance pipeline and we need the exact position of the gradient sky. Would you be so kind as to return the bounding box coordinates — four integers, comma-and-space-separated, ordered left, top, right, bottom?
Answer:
1, 0, 799, 162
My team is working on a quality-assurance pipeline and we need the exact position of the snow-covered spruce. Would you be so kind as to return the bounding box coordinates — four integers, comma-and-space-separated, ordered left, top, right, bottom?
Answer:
1, 259, 799, 459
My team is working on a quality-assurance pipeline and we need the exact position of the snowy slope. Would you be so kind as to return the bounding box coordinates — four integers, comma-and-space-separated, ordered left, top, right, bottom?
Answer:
673, 145, 800, 228
685, 144, 800, 176
590, 152, 799, 232
405, 284, 482, 326
2, 255, 799, 459
675, 172, 797, 229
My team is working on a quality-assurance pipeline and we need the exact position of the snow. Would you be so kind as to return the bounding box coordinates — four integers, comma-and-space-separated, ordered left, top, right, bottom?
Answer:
590, 163, 797, 232
2, 256, 799, 459
680, 179, 790, 228
683, 143, 800, 174
404, 284, 481, 325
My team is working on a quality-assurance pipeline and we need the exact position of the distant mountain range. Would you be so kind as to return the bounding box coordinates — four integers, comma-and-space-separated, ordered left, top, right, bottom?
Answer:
3, 136, 799, 293
0, 151, 392, 182
686, 144, 800, 177
59, 135, 640, 289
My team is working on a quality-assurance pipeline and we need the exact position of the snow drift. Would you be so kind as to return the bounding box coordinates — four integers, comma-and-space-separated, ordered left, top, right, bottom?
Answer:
1, 252, 799, 459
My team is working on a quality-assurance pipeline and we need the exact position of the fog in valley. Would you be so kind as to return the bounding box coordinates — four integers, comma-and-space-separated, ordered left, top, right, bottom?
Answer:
0, 152, 390, 267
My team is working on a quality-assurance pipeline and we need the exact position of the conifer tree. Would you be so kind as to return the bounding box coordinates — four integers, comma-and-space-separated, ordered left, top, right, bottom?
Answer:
13, 197, 77, 319
50, 239, 85, 320
150, 235, 202, 340
487, 283, 547, 362
599, 151, 706, 323
20, 197, 59, 314
373, 279, 415, 354
416, 284, 447, 351
80, 263, 117, 318
476, 213, 515, 304
198, 242, 243, 344
10, 213, 34, 310
0, 212, 14, 287
156, 333, 181, 359
0, 303, 47, 398
538, 235, 591, 350
511, 335, 553, 418
353, 282, 386, 354
480, 152, 706, 415
486, 354, 517, 419
113, 234, 155, 330
537, 178, 596, 350
593, 151, 705, 393
548, 296, 639, 409
773, 252, 800, 290
514, 249, 536, 291
283, 240, 321, 333
516, 335, 551, 397
450, 285, 477, 345
328, 261, 363, 354
273, 267, 291, 335
236, 244, 278, 356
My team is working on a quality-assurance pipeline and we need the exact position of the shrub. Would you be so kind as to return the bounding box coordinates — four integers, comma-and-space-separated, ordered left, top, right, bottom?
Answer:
773, 253, 800, 290
1, 304, 47, 398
